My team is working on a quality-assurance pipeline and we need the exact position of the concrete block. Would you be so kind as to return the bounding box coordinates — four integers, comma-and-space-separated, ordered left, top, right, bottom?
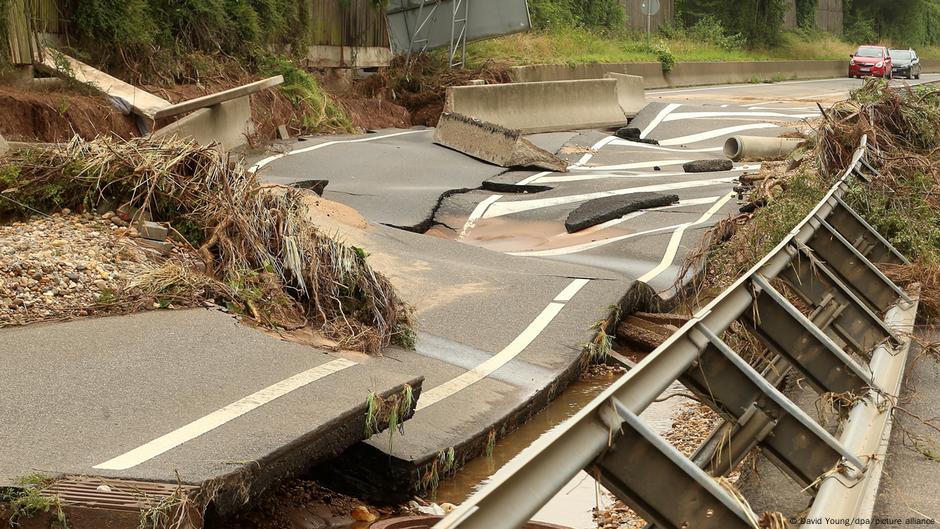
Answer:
152, 95, 254, 151
433, 112, 568, 172
444, 79, 627, 134
0, 134, 8, 157
136, 238, 174, 256
604, 72, 647, 117
138, 221, 168, 242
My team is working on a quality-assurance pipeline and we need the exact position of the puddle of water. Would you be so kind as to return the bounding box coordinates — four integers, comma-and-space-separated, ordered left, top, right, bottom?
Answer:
433, 352, 693, 529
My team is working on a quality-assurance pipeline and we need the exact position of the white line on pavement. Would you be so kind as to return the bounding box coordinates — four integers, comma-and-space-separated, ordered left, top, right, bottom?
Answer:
416, 278, 591, 410
483, 178, 735, 219
640, 103, 681, 139
458, 195, 503, 240
508, 193, 734, 258
659, 123, 779, 146
662, 111, 819, 122
568, 159, 693, 172
536, 164, 760, 184
645, 77, 847, 95
249, 129, 429, 173
93, 358, 358, 470
457, 136, 616, 236
636, 192, 736, 282
608, 139, 723, 153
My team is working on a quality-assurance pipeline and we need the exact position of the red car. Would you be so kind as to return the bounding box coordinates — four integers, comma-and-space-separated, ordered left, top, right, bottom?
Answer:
849, 45, 893, 79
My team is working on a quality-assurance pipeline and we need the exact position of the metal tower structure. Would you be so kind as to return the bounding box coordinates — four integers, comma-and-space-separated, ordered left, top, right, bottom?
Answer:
403, 0, 470, 70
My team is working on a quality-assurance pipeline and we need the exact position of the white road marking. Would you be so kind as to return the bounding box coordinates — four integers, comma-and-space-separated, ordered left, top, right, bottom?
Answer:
416, 279, 590, 410
659, 123, 779, 146
746, 105, 817, 111
458, 137, 616, 237
662, 111, 818, 122
645, 77, 848, 95
93, 358, 358, 470
569, 159, 694, 172
458, 194, 503, 240
483, 178, 735, 219
536, 164, 760, 184
509, 193, 734, 258
608, 139, 723, 153
637, 192, 736, 282
640, 103, 681, 139
249, 129, 429, 173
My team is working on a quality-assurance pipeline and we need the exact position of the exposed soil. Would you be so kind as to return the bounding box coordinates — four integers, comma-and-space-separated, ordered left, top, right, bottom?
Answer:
0, 85, 138, 142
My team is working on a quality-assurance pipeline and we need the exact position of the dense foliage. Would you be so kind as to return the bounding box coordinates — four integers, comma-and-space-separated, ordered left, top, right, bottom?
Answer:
528, 0, 626, 32
676, 0, 788, 47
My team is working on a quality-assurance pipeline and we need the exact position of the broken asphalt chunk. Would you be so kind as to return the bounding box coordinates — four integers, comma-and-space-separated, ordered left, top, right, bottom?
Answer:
565, 192, 680, 233
682, 159, 734, 173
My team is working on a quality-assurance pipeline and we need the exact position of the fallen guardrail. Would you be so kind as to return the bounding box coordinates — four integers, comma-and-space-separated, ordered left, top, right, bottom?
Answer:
432, 135, 920, 529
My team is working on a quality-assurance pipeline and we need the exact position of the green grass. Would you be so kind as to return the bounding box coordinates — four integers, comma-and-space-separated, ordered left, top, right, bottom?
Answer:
466, 27, 858, 67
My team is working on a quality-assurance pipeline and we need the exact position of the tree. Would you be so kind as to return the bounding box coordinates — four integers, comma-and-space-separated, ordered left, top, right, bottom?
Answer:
676, 0, 788, 47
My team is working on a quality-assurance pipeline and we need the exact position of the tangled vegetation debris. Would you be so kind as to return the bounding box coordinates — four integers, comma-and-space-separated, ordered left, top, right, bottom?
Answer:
0, 136, 412, 353
679, 79, 940, 320
0, 474, 66, 528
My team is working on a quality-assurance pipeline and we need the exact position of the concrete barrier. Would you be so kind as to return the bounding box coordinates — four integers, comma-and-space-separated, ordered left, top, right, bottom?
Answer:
921, 59, 940, 74
433, 112, 568, 171
151, 95, 254, 151
0, 134, 8, 157
444, 79, 627, 133
604, 72, 647, 116
510, 60, 848, 89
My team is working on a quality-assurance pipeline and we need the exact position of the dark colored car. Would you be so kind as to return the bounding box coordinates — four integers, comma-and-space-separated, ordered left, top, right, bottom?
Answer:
849, 45, 892, 79
890, 48, 921, 79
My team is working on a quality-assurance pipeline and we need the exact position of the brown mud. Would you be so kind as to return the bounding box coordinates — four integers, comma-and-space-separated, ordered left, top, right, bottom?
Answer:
0, 85, 138, 142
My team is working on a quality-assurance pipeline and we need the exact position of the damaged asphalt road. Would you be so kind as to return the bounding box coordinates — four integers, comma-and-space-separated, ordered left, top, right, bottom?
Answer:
246, 78, 882, 500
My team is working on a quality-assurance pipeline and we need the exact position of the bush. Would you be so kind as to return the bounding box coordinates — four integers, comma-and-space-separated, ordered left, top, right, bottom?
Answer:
688, 15, 746, 51
528, 0, 625, 32
650, 41, 676, 72
843, 17, 877, 44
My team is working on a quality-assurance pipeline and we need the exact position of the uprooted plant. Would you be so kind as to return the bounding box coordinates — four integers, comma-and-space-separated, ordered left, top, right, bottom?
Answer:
0, 136, 413, 353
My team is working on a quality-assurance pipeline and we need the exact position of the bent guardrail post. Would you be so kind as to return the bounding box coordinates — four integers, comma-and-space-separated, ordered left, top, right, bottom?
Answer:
432, 135, 920, 529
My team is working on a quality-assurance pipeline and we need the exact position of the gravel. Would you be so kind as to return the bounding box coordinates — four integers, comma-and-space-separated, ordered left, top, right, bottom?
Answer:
0, 210, 181, 326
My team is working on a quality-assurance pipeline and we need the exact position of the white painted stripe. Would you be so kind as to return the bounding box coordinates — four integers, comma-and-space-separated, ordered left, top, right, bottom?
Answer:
458, 194, 503, 240
250, 129, 428, 173
608, 140, 724, 153
515, 171, 552, 186
509, 224, 685, 257
483, 178, 735, 219
537, 164, 760, 184
509, 193, 734, 258
637, 192, 736, 282
662, 111, 819, 122
569, 159, 694, 172
746, 105, 817, 111
93, 358, 358, 470
554, 278, 591, 302
645, 77, 845, 95
416, 279, 590, 410
640, 103, 681, 139
660, 123, 779, 146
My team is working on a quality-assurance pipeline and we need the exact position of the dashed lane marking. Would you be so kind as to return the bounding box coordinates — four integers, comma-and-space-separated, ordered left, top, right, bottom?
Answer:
659, 123, 779, 146
640, 103, 681, 139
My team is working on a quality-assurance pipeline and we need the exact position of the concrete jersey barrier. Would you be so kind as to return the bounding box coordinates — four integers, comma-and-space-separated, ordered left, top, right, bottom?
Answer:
604, 72, 647, 115
509, 60, 850, 89
444, 79, 627, 133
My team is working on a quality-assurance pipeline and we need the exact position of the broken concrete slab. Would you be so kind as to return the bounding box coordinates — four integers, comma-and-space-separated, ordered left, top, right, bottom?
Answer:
135, 238, 174, 255
683, 159, 734, 173
151, 75, 283, 121
565, 192, 680, 233
36, 50, 171, 119
137, 221, 168, 241
151, 95, 254, 152
433, 113, 568, 172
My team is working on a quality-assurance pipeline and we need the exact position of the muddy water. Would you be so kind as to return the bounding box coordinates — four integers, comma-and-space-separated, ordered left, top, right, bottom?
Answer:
433, 368, 689, 529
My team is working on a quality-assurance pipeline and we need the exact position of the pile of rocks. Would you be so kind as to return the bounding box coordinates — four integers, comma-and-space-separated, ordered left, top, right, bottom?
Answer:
0, 209, 185, 326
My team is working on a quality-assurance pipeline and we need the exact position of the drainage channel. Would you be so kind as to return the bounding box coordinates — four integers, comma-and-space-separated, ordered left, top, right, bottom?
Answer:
433, 350, 689, 529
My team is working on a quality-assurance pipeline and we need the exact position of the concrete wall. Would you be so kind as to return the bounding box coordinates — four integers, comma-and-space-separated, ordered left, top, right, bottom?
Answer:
445, 79, 627, 133
152, 95, 254, 151
509, 60, 848, 89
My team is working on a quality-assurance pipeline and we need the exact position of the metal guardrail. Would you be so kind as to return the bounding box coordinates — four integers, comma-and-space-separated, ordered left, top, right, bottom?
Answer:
432, 135, 921, 529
